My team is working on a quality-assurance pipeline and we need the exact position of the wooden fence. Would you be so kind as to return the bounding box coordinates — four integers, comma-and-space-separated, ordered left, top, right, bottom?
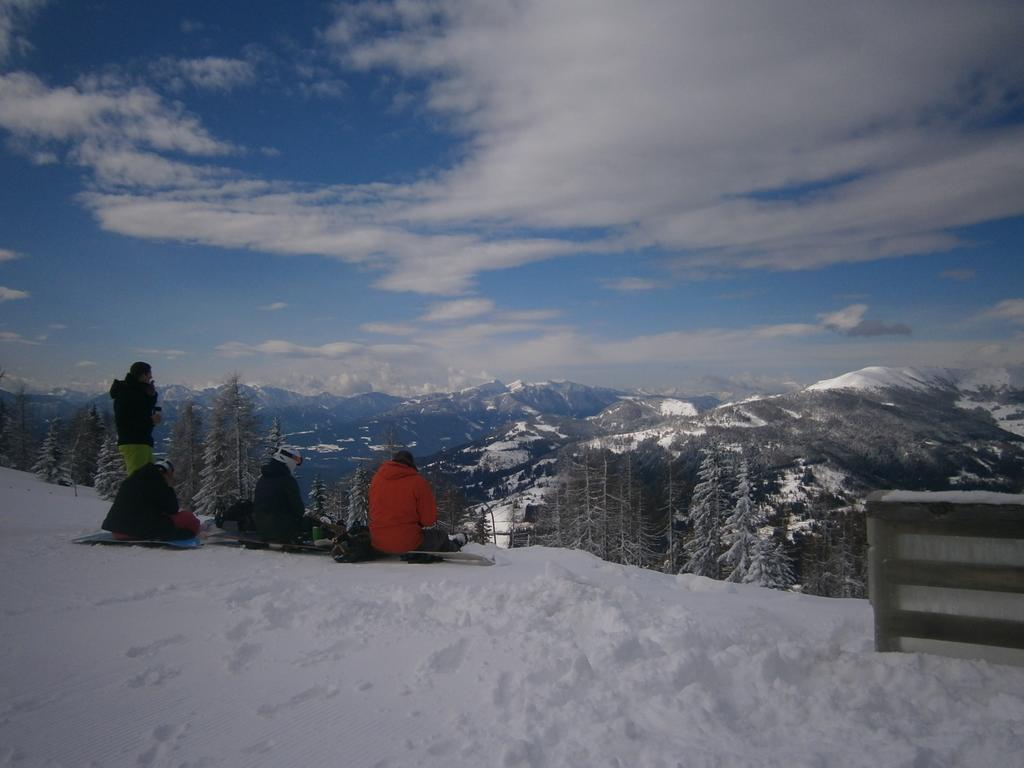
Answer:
866, 490, 1024, 666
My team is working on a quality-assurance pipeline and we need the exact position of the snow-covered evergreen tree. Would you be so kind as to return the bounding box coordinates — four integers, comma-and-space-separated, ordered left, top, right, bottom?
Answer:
194, 374, 260, 516
33, 419, 72, 486
563, 448, 608, 558
94, 430, 126, 500
265, 416, 284, 458
69, 405, 104, 487
167, 401, 204, 509
0, 398, 9, 467
1, 387, 34, 471
469, 505, 492, 544
659, 458, 684, 573
684, 443, 729, 579
746, 525, 795, 590
720, 457, 762, 583
325, 479, 347, 523
346, 463, 370, 529
308, 474, 328, 519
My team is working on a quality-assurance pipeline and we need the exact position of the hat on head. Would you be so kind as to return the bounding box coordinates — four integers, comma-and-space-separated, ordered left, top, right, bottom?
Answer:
129, 361, 152, 378
392, 450, 416, 469
155, 459, 174, 474
273, 445, 303, 474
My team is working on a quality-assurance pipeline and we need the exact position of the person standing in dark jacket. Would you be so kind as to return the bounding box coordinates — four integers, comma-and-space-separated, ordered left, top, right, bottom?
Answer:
109, 361, 161, 475
101, 459, 200, 541
253, 446, 308, 543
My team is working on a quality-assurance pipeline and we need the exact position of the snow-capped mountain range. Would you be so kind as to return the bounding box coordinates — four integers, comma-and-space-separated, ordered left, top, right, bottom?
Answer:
5, 366, 1023, 508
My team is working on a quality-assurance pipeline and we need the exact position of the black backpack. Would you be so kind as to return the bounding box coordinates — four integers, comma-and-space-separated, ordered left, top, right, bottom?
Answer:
215, 499, 257, 533
332, 524, 382, 563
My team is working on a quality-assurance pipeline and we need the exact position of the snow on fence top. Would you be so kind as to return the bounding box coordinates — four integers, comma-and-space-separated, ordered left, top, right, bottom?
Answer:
870, 490, 1024, 506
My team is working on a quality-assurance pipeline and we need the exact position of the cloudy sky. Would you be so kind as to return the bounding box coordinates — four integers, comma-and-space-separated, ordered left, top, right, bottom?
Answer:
0, 0, 1022, 397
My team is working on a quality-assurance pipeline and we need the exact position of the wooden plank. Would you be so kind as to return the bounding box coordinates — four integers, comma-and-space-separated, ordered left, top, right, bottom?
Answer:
883, 559, 1024, 593
885, 610, 1024, 650
867, 500, 1024, 530
868, 517, 898, 651
881, 519, 1024, 539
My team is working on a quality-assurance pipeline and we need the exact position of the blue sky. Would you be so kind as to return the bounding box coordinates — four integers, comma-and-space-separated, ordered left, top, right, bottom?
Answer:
0, 0, 1022, 397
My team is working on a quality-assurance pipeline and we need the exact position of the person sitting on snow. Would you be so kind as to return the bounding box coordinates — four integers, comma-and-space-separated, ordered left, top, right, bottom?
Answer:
101, 459, 200, 541
253, 446, 308, 543
368, 450, 466, 555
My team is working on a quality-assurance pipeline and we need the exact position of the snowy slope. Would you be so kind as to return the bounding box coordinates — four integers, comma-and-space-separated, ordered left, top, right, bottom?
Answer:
2, 467, 1023, 767
806, 365, 1024, 394
806, 366, 957, 393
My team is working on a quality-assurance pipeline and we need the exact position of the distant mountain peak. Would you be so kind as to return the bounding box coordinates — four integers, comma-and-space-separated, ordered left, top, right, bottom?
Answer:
806, 365, 1024, 395
806, 367, 956, 393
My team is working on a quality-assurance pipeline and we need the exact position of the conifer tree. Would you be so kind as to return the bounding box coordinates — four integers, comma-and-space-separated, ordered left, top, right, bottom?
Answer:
659, 458, 684, 573
563, 448, 608, 558
684, 443, 729, 578
746, 525, 795, 590
69, 405, 104, 487
1, 386, 34, 471
346, 463, 370, 529
325, 479, 347, 523
94, 430, 126, 500
309, 474, 328, 519
194, 374, 260, 516
167, 401, 204, 509
720, 457, 761, 583
33, 418, 72, 486
535, 478, 570, 548
0, 397, 9, 467
265, 416, 284, 458
469, 505, 492, 544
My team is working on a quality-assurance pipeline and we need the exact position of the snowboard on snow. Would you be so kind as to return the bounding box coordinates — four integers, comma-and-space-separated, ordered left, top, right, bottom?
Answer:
400, 551, 494, 565
204, 531, 332, 554
72, 531, 202, 549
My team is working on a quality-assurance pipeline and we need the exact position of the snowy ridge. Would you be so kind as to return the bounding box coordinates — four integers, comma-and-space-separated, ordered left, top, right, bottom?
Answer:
807, 366, 957, 393
3, 466, 1023, 767
807, 365, 1024, 394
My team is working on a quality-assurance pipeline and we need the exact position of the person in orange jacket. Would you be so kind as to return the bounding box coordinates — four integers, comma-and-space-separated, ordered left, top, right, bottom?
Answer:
368, 450, 466, 554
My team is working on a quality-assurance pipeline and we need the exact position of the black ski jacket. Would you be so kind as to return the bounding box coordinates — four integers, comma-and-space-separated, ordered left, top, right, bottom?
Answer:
109, 377, 158, 446
253, 459, 306, 542
101, 463, 188, 540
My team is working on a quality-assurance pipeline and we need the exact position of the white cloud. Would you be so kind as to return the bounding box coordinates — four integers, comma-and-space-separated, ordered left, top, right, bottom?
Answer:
818, 303, 911, 337
602, 277, 658, 292
74, 360, 96, 367
134, 347, 186, 359
0, 72, 233, 155
819, 304, 868, 332
3, 0, 1022, 301
421, 298, 495, 322
260, 301, 288, 311
153, 56, 256, 92
0, 247, 19, 261
0, 0, 45, 67
360, 322, 417, 336
983, 298, 1024, 324
0, 330, 38, 344
327, 0, 1024, 272
216, 339, 364, 359
0, 285, 28, 301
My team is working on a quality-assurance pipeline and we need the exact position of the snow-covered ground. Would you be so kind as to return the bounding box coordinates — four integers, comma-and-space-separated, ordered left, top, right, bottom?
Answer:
2, 467, 1023, 767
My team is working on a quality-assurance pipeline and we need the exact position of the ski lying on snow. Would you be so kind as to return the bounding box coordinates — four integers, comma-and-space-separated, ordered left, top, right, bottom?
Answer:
72, 531, 202, 549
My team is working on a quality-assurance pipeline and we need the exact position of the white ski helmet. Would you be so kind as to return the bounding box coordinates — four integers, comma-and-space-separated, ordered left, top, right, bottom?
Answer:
273, 445, 303, 474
